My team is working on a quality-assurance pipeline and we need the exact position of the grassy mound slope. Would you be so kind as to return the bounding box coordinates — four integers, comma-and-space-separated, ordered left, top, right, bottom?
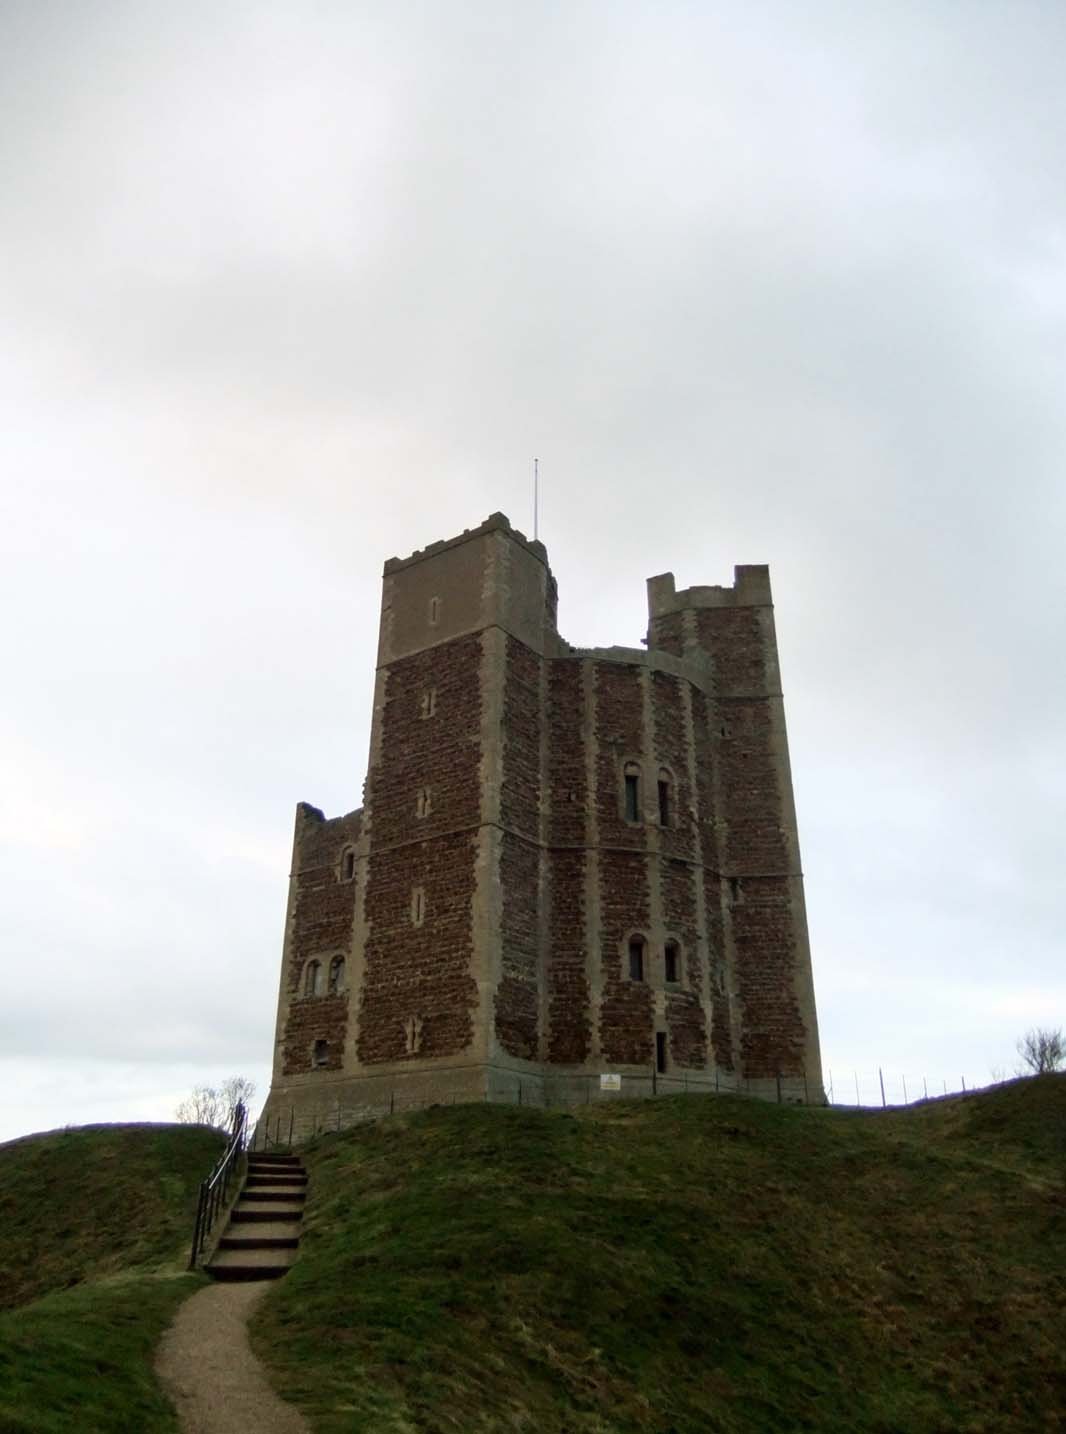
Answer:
252, 1078, 1066, 1434
0, 1123, 223, 1433
0, 1122, 222, 1311
0, 1274, 200, 1434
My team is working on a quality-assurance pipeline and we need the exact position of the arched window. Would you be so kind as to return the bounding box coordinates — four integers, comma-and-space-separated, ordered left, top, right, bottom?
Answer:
328, 956, 345, 995
312, 1038, 328, 1068
623, 762, 641, 823
628, 935, 646, 982
419, 688, 437, 719
415, 786, 432, 819
664, 940, 680, 985
304, 959, 323, 997
428, 595, 441, 626
340, 848, 355, 882
657, 769, 673, 828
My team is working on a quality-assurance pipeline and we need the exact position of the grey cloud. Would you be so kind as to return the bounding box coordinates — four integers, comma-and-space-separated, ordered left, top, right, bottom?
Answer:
2, 0, 1063, 1138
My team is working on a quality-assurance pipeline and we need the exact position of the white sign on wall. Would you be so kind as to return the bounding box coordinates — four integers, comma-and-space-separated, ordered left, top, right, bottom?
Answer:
600, 1073, 622, 1091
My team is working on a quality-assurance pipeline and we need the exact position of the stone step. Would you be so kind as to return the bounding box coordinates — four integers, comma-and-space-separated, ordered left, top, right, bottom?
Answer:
206, 1245, 296, 1281
219, 1232, 300, 1250
238, 1188, 306, 1203
206, 1156, 308, 1283
230, 1203, 304, 1222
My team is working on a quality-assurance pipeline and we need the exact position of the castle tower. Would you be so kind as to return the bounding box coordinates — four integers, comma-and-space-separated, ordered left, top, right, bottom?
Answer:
262, 514, 823, 1139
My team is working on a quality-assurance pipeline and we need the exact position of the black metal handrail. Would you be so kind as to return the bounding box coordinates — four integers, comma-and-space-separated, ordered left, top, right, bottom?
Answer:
188, 1100, 248, 1269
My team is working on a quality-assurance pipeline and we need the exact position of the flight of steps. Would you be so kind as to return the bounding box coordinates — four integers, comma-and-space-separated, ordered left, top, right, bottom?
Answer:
205, 1151, 307, 1282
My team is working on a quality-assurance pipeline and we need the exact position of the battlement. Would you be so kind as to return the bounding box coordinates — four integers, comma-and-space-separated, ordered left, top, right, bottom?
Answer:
646, 565, 773, 619
383, 512, 552, 577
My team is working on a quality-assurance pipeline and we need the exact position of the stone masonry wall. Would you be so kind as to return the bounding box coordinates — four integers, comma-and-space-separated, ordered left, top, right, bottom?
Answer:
595, 662, 646, 850
281, 807, 361, 1076
594, 661, 654, 1065
546, 660, 590, 1064
690, 684, 735, 1071
496, 634, 544, 1059
661, 855, 706, 1068
651, 669, 696, 862
357, 634, 482, 1065
599, 850, 654, 1066
696, 606, 806, 1078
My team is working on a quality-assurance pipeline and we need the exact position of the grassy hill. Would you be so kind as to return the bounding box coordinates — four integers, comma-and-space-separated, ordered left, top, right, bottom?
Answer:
0, 1122, 223, 1433
249, 1078, 1066, 1434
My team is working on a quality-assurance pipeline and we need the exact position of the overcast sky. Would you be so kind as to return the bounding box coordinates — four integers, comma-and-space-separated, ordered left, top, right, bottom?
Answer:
2, 1, 1063, 1141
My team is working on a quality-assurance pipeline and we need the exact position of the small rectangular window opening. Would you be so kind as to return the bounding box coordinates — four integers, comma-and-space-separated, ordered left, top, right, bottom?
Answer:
658, 779, 671, 827
411, 887, 426, 926
420, 688, 437, 719
656, 1032, 667, 1074
312, 1039, 328, 1068
624, 772, 640, 823
664, 942, 679, 984
341, 849, 355, 881
428, 596, 441, 626
628, 938, 645, 982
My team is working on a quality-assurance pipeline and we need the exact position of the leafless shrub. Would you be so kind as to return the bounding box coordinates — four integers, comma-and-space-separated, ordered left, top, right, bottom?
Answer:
1016, 1028, 1064, 1076
175, 1075, 256, 1130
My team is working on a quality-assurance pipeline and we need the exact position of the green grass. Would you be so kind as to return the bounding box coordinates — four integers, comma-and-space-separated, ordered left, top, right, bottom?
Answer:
0, 1273, 203, 1434
0, 1122, 223, 1311
0, 1122, 223, 1432
251, 1077, 1066, 1434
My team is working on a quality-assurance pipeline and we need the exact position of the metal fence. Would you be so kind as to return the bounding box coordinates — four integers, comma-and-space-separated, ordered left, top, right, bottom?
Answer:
826, 1068, 987, 1109
248, 1067, 819, 1150
248, 1065, 998, 1150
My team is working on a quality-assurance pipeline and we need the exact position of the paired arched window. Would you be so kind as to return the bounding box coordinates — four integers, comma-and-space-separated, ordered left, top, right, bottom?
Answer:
328, 955, 345, 995
625, 936, 683, 986
304, 960, 324, 998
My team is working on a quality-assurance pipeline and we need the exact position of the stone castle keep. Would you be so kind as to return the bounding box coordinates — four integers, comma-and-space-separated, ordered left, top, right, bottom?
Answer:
262, 513, 823, 1136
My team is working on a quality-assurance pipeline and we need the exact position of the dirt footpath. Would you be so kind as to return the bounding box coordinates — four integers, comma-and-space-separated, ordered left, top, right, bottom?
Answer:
156, 1282, 310, 1434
